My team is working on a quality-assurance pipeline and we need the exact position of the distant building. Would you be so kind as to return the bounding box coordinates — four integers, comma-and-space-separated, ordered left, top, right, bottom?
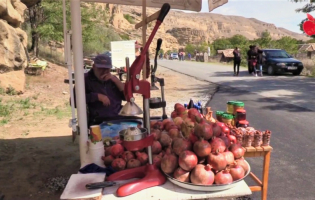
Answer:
216, 49, 234, 62
298, 43, 315, 59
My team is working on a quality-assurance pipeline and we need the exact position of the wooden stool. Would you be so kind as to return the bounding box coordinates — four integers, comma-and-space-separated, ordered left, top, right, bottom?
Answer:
244, 145, 273, 200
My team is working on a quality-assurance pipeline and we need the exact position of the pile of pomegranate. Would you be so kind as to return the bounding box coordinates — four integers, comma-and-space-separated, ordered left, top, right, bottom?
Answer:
153, 103, 249, 185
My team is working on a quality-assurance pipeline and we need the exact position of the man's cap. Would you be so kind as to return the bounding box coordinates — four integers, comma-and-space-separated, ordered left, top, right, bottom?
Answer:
93, 54, 112, 69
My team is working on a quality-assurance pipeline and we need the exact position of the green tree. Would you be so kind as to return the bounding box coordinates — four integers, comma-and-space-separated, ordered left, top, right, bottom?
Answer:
229, 34, 248, 47
212, 38, 232, 50
27, 0, 112, 56
273, 36, 299, 55
185, 43, 196, 55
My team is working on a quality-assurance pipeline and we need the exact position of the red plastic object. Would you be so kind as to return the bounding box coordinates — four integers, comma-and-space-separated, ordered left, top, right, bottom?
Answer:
106, 164, 166, 197
122, 134, 154, 151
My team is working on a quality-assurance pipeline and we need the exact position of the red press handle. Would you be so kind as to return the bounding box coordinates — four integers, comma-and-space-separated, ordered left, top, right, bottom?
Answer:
157, 3, 171, 22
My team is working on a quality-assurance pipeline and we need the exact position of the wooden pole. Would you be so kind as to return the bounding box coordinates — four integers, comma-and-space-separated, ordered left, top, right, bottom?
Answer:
142, 0, 146, 80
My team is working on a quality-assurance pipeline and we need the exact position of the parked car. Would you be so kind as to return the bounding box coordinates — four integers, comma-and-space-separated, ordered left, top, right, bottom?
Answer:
170, 53, 179, 60
262, 49, 303, 75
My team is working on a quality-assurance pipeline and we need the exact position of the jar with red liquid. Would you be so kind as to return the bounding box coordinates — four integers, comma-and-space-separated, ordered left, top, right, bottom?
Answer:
236, 109, 246, 124
237, 120, 249, 128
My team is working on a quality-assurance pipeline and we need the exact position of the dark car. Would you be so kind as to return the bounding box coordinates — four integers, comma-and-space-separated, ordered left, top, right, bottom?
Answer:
262, 49, 303, 75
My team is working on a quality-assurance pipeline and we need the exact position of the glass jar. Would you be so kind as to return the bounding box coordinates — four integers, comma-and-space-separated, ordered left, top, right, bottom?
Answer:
236, 109, 246, 123
237, 120, 249, 128
215, 111, 225, 122
226, 101, 235, 114
222, 113, 234, 125
233, 101, 245, 115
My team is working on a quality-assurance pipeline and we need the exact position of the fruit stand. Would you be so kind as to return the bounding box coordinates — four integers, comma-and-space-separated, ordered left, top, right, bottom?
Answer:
60, 0, 275, 200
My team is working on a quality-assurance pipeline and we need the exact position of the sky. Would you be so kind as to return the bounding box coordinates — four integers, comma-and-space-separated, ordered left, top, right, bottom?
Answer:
195, 0, 313, 33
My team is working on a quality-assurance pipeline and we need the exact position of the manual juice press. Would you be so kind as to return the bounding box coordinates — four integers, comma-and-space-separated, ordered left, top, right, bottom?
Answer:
106, 3, 171, 197
149, 38, 168, 120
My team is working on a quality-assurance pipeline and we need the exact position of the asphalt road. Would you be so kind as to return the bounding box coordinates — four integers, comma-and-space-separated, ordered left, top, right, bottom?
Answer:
158, 60, 315, 200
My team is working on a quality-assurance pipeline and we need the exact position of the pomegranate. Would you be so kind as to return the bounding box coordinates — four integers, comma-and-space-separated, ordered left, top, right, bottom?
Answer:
214, 170, 233, 185
207, 150, 227, 171
227, 134, 237, 144
101, 155, 114, 166
171, 111, 178, 119
178, 150, 198, 171
159, 131, 172, 147
180, 122, 194, 139
210, 137, 226, 153
152, 153, 163, 167
219, 135, 231, 150
193, 138, 211, 157
110, 144, 124, 157
235, 158, 249, 173
111, 158, 126, 171
161, 151, 178, 174
150, 120, 157, 128
194, 123, 213, 140
135, 151, 148, 165
190, 164, 214, 185
173, 167, 190, 182
168, 128, 180, 139
126, 159, 141, 169
153, 121, 164, 130
222, 126, 230, 135
172, 137, 192, 156
104, 146, 111, 156
212, 123, 222, 137
151, 129, 162, 141
229, 143, 245, 159
173, 117, 184, 127
223, 151, 234, 165
188, 133, 199, 144
162, 119, 172, 127
229, 163, 245, 181
174, 103, 185, 111
188, 108, 200, 121
176, 107, 187, 115
152, 141, 162, 154
165, 122, 178, 132
121, 151, 135, 162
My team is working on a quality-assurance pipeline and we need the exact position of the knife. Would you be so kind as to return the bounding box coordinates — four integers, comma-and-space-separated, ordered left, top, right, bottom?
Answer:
85, 181, 116, 189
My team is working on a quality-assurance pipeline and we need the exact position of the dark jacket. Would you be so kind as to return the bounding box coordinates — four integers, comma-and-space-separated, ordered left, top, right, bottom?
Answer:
233, 50, 241, 61
248, 50, 258, 60
73, 69, 125, 123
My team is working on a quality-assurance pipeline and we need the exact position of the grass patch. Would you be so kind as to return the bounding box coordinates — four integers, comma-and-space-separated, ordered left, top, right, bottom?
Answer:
120, 33, 130, 40
123, 14, 135, 24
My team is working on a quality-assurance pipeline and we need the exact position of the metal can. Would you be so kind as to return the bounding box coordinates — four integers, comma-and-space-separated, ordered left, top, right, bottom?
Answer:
226, 101, 235, 114
90, 125, 102, 142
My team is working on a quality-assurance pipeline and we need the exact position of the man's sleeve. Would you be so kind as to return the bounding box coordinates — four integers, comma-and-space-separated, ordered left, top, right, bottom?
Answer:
71, 79, 99, 108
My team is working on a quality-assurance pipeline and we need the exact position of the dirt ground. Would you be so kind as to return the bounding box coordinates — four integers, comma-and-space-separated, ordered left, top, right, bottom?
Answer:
0, 62, 216, 200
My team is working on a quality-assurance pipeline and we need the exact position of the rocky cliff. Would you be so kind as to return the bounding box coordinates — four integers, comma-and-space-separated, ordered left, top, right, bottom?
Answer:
107, 4, 309, 53
0, 0, 28, 94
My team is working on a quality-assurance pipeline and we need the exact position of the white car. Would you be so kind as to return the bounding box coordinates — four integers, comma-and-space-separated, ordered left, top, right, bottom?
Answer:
170, 53, 179, 60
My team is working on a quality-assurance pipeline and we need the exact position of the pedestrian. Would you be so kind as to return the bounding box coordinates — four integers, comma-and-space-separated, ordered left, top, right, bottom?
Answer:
248, 45, 258, 76
247, 45, 253, 74
256, 48, 264, 76
233, 47, 241, 76
188, 53, 191, 60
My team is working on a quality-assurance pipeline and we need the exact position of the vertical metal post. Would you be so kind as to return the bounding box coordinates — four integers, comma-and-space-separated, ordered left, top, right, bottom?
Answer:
144, 99, 152, 164
70, 0, 89, 167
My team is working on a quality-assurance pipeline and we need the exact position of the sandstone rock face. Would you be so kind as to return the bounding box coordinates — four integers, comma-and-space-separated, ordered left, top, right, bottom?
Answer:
107, 5, 309, 53
0, 0, 28, 94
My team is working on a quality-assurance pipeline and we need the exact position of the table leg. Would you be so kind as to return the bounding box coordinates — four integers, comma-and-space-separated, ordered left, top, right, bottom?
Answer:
261, 151, 271, 200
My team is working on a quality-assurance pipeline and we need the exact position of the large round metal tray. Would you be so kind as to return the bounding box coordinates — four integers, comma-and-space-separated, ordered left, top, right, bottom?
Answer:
163, 160, 251, 192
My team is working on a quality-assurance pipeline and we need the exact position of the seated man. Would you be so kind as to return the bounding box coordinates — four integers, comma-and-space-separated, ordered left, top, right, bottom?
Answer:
73, 54, 125, 126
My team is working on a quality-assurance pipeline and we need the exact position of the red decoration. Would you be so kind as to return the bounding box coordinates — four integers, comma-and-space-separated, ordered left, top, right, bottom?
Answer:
303, 14, 315, 36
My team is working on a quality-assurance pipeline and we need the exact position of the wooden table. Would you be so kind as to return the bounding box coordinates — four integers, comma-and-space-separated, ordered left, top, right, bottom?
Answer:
243, 145, 273, 200
102, 178, 252, 200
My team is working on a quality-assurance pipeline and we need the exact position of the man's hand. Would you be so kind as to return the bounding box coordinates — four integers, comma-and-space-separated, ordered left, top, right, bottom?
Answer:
98, 94, 110, 106
101, 72, 115, 81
